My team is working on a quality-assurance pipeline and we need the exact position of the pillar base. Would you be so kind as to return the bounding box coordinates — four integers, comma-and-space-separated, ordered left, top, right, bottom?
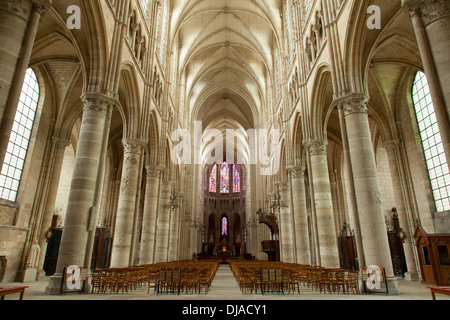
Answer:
45, 273, 91, 295
404, 271, 421, 282
45, 274, 63, 295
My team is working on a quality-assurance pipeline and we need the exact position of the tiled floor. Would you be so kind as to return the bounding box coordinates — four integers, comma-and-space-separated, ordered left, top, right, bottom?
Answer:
1, 264, 449, 300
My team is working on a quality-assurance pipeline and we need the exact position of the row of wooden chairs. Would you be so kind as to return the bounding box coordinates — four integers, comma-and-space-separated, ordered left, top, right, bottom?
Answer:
91, 261, 219, 295
91, 267, 152, 294
230, 261, 360, 295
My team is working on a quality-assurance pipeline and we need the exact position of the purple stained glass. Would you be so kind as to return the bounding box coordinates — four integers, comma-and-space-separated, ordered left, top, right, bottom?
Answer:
220, 163, 229, 193
233, 164, 240, 193
209, 165, 217, 193
222, 217, 228, 236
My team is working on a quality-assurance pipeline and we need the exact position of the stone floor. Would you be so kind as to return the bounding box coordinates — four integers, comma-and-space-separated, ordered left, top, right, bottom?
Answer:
1, 264, 449, 301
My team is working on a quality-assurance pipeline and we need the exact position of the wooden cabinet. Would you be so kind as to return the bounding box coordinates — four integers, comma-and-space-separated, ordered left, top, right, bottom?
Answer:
414, 226, 450, 285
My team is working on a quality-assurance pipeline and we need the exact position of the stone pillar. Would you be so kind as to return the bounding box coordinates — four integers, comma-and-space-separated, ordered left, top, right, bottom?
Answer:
0, 0, 51, 166
139, 166, 162, 265
340, 93, 399, 292
154, 183, 171, 263
45, 93, 115, 295
37, 137, 70, 278
110, 139, 146, 268
382, 140, 421, 281
168, 192, 182, 262
289, 166, 311, 265
402, 0, 450, 165
307, 139, 340, 268
337, 105, 366, 269
277, 183, 294, 263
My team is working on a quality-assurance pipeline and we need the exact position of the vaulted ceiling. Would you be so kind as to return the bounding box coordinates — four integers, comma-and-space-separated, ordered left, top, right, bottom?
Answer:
171, 0, 283, 166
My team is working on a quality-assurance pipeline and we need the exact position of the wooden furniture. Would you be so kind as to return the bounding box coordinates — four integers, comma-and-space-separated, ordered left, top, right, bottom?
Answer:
261, 240, 280, 262
414, 226, 450, 285
427, 286, 450, 300
0, 286, 29, 300
230, 261, 360, 295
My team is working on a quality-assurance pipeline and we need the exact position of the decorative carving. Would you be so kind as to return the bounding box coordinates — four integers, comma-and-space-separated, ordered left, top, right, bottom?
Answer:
420, 0, 450, 26
122, 138, 146, 154
81, 93, 117, 114
3, 0, 32, 20
306, 139, 328, 156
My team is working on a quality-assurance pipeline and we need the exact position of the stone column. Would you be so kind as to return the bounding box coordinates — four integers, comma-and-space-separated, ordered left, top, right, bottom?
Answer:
402, 0, 450, 165
45, 93, 115, 295
139, 166, 162, 265
37, 137, 70, 278
154, 183, 171, 263
0, 0, 51, 166
382, 140, 420, 281
289, 166, 311, 265
307, 139, 340, 268
110, 138, 146, 268
277, 183, 294, 263
340, 93, 399, 292
168, 192, 182, 262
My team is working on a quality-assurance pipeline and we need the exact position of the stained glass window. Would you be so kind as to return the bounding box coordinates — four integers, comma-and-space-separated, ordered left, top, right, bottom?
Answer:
220, 163, 229, 193
209, 165, 217, 193
221, 217, 228, 236
412, 71, 450, 211
0, 68, 39, 201
233, 164, 240, 193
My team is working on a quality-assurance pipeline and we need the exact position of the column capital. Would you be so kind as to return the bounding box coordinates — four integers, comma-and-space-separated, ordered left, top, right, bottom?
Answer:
145, 165, 163, 178
335, 93, 369, 115
32, 0, 52, 16
80, 92, 118, 113
381, 139, 401, 151
305, 139, 328, 156
2, 0, 33, 20
51, 136, 71, 148
122, 138, 146, 154
287, 165, 306, 178
402, 0, 450, 26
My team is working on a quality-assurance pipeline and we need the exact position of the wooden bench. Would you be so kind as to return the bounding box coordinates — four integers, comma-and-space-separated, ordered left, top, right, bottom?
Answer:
428, 286, 450, 300
0, 286, 29, 300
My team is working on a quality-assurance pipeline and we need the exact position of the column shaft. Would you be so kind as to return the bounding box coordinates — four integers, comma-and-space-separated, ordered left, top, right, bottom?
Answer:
110, 139, 145, 268
290, 167, 311, 265
37, 137, 70, 277
139, 166, 161, 265
308, 140, 340, 268
45, 94, 114, 294
341, 94, 396, 280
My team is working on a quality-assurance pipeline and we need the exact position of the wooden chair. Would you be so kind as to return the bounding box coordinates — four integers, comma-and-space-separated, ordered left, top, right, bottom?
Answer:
147, 268, 159, 294
345, 270, 360, 294
90, 270, 105, 294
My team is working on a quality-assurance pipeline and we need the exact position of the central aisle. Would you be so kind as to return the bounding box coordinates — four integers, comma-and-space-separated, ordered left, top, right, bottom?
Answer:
207, 264, 244, 299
